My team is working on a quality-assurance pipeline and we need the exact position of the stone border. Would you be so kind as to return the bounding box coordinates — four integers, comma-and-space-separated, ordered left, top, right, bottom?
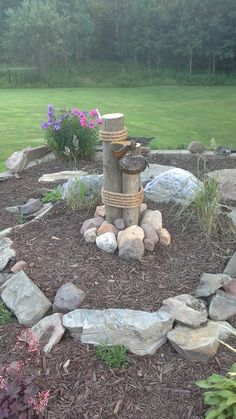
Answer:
1, 145, 56, 179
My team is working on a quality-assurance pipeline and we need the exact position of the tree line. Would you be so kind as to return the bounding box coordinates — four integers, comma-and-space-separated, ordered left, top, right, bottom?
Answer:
1, 0, 236, 76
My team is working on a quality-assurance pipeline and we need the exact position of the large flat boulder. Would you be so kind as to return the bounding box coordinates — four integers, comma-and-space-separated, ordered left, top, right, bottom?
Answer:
161, 294, 207, 328
209, 290, 236, 320
23, 145, 50, 161
195, 272, 232, 297
208, 168, 236, 203
0, 238, 15, 271
144, 168, 202, 204
61, 174, 103, 201
0, 271, 51, 326
168, 320, 236, 363
63, 308, 173, 356
39, 170, 87, 184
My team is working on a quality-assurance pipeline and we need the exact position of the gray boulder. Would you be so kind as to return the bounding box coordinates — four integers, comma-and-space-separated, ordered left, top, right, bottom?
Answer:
0, 238, 16, 271
53, 283, 85, 313
144, 168, 202, 204
0, 271, 51, 326
61, 174, 103, 201
224, 251, 236, 278
168, 320, 236, 363
208, 168, 236, 203
31, 313, 65, 353
188, 141, 205, 154
0, 172, 13, 181
63, 308, 173, 356
161, 294, 207, 328
119, 238, 145, 260
5, 151, 28, 173
195, 272, 232, 297
209, 290, 236, 320
5, 198, 43, 216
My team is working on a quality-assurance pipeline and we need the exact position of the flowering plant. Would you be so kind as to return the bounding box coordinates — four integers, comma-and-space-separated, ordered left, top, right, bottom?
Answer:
0, 329, 50, 418
42, 105, 102, 160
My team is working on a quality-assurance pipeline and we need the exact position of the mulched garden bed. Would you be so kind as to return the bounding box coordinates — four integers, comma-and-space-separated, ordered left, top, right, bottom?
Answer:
0, 154, 235, 419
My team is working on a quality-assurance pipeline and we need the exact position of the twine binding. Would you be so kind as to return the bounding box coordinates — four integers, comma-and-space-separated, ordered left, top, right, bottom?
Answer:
102, 186, 144, 209
99, 128, 128, 142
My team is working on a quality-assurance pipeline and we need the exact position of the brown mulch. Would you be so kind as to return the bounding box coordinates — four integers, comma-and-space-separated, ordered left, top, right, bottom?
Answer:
0, 155, 235, 419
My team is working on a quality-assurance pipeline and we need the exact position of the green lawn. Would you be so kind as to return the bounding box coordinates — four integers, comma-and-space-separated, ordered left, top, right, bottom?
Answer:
0, 86, 236, 171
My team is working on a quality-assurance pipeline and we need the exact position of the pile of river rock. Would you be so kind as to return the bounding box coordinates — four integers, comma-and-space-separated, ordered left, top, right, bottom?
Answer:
80, 204, 171, 259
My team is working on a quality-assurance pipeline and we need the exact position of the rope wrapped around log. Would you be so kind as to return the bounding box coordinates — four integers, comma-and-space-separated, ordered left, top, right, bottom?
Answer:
101, 186, 144, 208
99, 128, 128, 142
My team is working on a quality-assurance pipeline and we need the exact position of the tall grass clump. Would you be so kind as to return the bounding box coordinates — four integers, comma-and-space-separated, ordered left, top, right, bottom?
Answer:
64, 178, 99, 211
178, 174, 222, 237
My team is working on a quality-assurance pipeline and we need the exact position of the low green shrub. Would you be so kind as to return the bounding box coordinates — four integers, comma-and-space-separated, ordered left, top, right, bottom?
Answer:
0, 303, 12, 325
42, 106, 101, 160
42, 187, 62, 203
96, 343, 129, 368
196, 363, 236, 419
16, 214, 26, 225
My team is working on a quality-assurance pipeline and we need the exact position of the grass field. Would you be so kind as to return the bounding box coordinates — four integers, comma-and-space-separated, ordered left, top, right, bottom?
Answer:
0, 86, 236, 171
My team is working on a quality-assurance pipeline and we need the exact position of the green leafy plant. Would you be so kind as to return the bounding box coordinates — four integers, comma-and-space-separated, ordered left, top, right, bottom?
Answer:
42, 105, 101, 160
0, 303, 12, 325
196, 363, 236, 419
96, 343, 129, 368
42, 187, 62, 203
16, 213, 26, 225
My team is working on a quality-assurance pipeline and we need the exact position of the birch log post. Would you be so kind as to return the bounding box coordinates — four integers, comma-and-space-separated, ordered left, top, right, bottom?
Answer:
122, 143, 141, 227
102, 113, 124, 223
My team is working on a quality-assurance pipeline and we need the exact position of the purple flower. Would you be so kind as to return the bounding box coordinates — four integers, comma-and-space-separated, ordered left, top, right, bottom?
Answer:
47, 105, 55, 118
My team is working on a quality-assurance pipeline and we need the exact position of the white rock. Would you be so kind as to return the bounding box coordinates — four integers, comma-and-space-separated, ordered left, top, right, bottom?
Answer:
63, 308, 173, 356
96, 232, 117, 254
0, 271, 51, 326
31, 313, 65, 353
141, 164, 174, 183
6, 151, 28, 173
0, 238, 16, 271
144, 168, 202, 204
140, 210, 162, 232
0, 228, 13, 239
84, 227, 97, 243
158, 228, 171, 246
